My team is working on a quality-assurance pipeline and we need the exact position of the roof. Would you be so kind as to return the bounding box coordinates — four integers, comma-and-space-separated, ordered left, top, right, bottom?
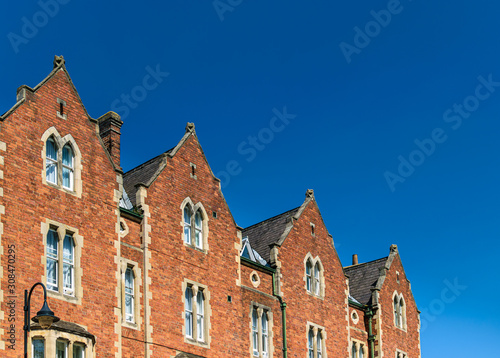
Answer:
242, 207, 300, 261
122, 150, 172, 206
344, 257, 388, 305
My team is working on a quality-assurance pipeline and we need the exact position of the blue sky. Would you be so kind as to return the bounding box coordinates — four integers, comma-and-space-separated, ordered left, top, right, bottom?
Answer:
2, 0, 499, 356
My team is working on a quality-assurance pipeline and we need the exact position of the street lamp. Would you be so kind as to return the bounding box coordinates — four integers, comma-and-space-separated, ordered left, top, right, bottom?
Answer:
24, 282, 60, 358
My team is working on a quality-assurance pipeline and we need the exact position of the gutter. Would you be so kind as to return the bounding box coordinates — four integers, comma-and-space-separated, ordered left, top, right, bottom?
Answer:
272, 272, 287, 358
348, 299, 375, 358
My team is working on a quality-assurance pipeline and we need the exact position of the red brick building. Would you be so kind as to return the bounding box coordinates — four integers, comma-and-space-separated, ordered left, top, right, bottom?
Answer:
0, 57, 421, 358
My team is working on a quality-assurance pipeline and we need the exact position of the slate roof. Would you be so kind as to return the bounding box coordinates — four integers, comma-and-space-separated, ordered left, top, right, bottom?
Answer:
344, 257, 388, 305
122, 149, 173, 206
242, 207, 300, 262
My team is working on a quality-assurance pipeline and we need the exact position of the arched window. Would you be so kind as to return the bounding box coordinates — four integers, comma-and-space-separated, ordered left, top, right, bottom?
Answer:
182, 201, 206, 250
394, 296, 400, 327
314, 263, 321, 295
46, 229, 59, 291
62, 145, 74, 190
306, 260, 313, 292
62, 234, 74, 295
196, 291, 205, 341
184, 206, 192, 245
46, 137, 58, 185
399, 297, 405, 328
185, 287, 193, 338
125, 267, 135, 323
194, 211, 203, 249
308, 329, 314, 358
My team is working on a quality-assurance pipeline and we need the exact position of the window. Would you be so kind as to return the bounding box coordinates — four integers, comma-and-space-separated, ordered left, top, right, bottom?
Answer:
62, 145, 74, 190
125, 267, 135, 323
251, 305, 272, 358
393, 293, 406, 329
47, 229, 75, 296
313, 263, 320, 295
307, 326, 325, 358
184, 282, 209, 346
181, 200, 208, 251
63, 235, 74, 295
45, 137, 75, 191
32, 338, 44, 358
304, 255, 324, 298
31, 337, 88, 358
306, 260, 312, 292
56, 340, 67, 358
43, 221, 82, 304
46, 138, 58, 185
73, 344, 85, 358
351, 341, 366, 358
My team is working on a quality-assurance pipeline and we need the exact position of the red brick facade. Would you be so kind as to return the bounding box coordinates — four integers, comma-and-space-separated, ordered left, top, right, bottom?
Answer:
0, 57, 421, 358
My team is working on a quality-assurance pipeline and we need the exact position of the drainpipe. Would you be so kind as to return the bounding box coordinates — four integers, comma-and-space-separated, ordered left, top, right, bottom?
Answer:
366, 308, 375, 358
272, 272, 288, 358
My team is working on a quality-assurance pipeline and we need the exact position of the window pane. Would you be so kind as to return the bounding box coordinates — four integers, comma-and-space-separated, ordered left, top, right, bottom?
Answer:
47, 230, 58, 291
32, 339, 44, 358
317, 334, 322, 358
359, 345, 364, 358
46, 138, 58, 184
306, 262, 312, 292
308, 330, 314, 358
125, 268, 134, 322
197, 291, 204, 341
352, 342, 357, 358
252, 309, 258, 356
185, 287, 193, 337
184, 207, 191, 244
62, 146, 73, 167
262, 313, 268, 357
73, 345, 85, 358
56, 341, 66, 358
314, 263, 320, 295
63, 235, 74, 294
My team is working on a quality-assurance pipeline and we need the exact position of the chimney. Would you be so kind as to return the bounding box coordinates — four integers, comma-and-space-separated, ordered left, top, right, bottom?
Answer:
98, 111, 123, 170
352, 254, 358, 265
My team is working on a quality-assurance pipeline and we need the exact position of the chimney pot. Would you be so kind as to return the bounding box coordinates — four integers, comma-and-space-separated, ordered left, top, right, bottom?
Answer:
352, 254, 358, 265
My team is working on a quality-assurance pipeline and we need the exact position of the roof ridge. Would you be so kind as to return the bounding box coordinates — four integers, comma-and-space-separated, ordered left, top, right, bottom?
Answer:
343, 256, 388, 270
243, 206, 301, 231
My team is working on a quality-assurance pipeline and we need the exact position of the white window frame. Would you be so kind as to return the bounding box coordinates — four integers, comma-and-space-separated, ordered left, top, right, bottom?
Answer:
62, 234, 74, 296
393, 292, 407, 330
46, 227, 77, 298
183, 280, 210, 347
47, 229, 59, 292
307, 323, 326, 358
180, 198, 209, 252
125, 267, 135, 323
304, 254, 324, 298
251, 304, 272, 358
306, 260, 313, 292
46, 137, 58, 185
62, 144, 74, 190
56, 339, 68, 358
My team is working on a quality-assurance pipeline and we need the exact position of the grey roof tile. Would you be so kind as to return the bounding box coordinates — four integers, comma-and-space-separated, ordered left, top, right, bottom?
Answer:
242, 207, 300, 261
344, 257, 388, 305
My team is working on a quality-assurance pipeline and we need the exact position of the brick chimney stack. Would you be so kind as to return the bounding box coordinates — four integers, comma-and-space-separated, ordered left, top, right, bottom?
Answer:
352, 254, 358, 265
98, 111, 123, 170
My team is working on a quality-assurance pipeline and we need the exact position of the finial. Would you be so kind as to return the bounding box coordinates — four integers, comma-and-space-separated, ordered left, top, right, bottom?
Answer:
390, 244, 398, 252
306, 189, 314, 198
53, 55, 65, 69
186, 122, 195, 133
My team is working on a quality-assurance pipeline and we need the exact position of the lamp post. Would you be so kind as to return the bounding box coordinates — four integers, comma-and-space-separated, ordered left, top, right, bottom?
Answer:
24, 282, 60, 358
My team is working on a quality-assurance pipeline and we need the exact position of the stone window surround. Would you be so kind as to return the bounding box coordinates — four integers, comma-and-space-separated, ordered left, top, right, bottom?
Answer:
41, 219, 83, 305
351, 309, 360, 325
120, 259, 142, 330
180, 197, 209, 252
303, 253, 325, 299
182, 279, 211, 348
306, 322, 327, 358
395, 349, 408, 358
351, 339, 367, 358
250, 270, 261, 288
57, 98, 68, 120
30, 330, 92, 358
119, 218, 129, 238
41, 126, 82, 198
392, 291, 407, 332
249, 302, 274, 358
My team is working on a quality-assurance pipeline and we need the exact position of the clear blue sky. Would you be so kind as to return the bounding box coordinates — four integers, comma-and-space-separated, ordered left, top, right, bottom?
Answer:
2, 1, 498, 356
